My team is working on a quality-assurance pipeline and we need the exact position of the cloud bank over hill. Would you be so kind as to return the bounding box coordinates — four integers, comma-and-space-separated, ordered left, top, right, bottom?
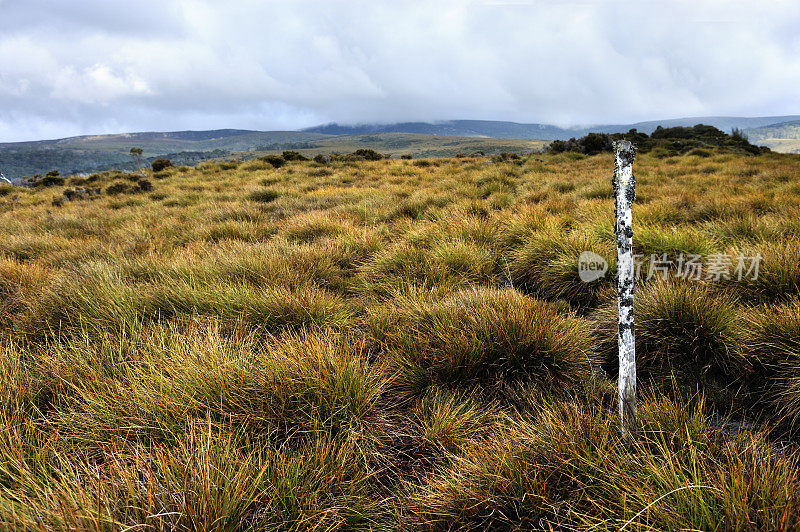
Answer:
0, 0, 799, 142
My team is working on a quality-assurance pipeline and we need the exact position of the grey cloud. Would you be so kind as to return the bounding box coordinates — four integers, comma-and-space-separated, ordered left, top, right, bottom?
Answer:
0, 0, 799, 142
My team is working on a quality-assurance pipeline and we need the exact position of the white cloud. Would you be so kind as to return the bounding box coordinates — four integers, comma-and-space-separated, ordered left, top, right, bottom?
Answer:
0, 0, 798, 141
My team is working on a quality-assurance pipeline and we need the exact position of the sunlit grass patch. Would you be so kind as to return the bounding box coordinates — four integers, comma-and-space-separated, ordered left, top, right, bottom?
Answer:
429, 240, 497, 284
283, 210, 355, 243
357, 243, 460, 296
413, 391, 502, 452
635, 224, 718, 258
24, 262, 354, 338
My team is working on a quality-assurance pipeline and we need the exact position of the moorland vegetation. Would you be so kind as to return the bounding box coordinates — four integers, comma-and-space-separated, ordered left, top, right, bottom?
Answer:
0, 140, 799, 529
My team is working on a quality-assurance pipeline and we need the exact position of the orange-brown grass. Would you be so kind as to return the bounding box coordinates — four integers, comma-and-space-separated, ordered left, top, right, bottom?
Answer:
1, 149, 799, 528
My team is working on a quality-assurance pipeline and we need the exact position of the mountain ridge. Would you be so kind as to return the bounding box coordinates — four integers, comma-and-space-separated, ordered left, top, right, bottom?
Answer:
303, 116, 800, 140
3, 115, 800, 180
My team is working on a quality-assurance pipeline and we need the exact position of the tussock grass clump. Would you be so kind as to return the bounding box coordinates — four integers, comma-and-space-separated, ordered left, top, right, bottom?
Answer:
358, 243, 455, 296
429, 240, 496, 284
509, 228, 615, 308
247, 188, 280, 203
0, 419, 384, 531
413, 391, 502, 453
724, 240, 800, 302
743, 301, 800, 424
123, 239, 344, 290
283, 210, 354, 243
635, 224, 718, 258
369, 287, 597, 397
594, 281, 746, 385
407, 396, 800, 531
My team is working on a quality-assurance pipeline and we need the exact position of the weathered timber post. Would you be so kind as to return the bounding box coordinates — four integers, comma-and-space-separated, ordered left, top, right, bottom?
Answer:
613, 140, 637, 441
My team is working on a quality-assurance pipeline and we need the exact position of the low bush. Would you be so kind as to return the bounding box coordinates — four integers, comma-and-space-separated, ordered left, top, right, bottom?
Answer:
105, 182, 132, 195
282, 150, 309, 161
151, 158, 174, 172
258, 154, 285, 168
351, 149, 384, 161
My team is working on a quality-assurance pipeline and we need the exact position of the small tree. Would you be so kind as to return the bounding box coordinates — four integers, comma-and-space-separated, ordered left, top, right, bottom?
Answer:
130, 147, 144, 172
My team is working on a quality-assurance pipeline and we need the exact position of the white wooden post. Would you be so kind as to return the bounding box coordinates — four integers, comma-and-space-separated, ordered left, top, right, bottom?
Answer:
613, 140, 637, 441
0, 171, 11, 185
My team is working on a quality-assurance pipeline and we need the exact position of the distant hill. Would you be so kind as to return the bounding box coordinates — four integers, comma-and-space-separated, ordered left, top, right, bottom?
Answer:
251, 133, 548, 160
0, 129, 547, 181
3, 115, 799, 181
0, 130, 330, 180
303, 120, 586, 140
304, 116, 800, 141
743, 120, 800, 153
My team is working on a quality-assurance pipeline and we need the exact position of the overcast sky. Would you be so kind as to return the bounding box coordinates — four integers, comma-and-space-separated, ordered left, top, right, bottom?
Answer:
1, 0, 799, 142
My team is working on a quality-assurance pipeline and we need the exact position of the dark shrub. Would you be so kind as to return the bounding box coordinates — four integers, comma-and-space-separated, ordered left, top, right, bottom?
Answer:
351, 149, 383, 161
400, 154, 413, 160
258, 155, 285, 168
282, 151, 309, 161
136, 179, 153, 192
651, 124, 727, 140
313, 154, 330, 164
106, 182, 131, 195
36, 170, 65, 187
579, 133, 613, 155
549, 140, 567, 153
731, 127, 748, 143
248, 189, 279, 203
551, 133, 613, 155
491, 152, 521, 163
151, 158, 173, 172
